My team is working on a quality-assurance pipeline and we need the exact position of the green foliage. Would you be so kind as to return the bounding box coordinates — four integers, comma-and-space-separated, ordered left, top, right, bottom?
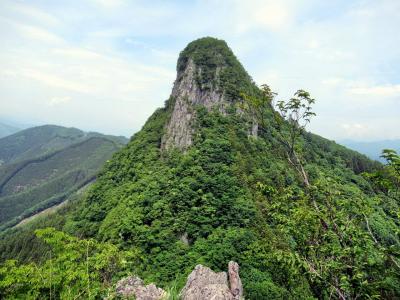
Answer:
67, 106, 259, 287
2, 40, 399, 299
382, 149, 400, 167
0, 125, 84, 164
275, 89, 316, 157
241, 85, 399, 298
242, 85, 316, 187
364, 149, 400, 201
239, 84, 276, 132
264, 178, 400, 299
0, 190, 83, 264
0, 228, 133, 299
276, 90, 316, 129
59, 95, 399, 298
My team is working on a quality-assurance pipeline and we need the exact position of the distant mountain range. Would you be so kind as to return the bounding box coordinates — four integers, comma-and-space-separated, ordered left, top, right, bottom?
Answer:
0, 122, 21, 139
339, 139, 400, 162
0, 125, 128, 230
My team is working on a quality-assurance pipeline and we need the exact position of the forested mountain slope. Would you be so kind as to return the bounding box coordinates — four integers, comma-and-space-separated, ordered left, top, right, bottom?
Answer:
0, 38, 398, 299
0, 125, 127, 230
0, 124, 127, 165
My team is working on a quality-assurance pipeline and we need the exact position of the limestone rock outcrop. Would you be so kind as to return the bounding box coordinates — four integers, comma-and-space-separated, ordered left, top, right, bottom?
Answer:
180, 261, 243, 300
228, 261, 243, 300
115, 276, 166, 300
161, 58, 227, 151
160, 37, 258, 151
114, 261, 243, 300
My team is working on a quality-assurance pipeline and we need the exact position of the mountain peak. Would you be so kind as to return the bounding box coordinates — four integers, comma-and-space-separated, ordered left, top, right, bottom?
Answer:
177, 37, 232, 72
176, 37, 254, 95
162, 37, 258, 150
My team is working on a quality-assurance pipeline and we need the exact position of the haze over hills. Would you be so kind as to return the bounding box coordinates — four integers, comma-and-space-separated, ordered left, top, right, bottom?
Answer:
0, 38, 398, 299
0, 125, 128, 231
0, 122, 20, 139
339, 139, 400, 162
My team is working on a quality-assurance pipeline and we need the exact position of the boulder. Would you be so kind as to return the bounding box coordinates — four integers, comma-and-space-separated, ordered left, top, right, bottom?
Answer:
181, 261, 243, 300
114, 261, 243, 300
115, 276, 166, 300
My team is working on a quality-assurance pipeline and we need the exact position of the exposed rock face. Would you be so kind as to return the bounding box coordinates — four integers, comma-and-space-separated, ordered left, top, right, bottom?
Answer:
115, 276, 166, 300
161, 58, 227, 150
180, 261, 243, 300
250, 122, 258, 138
228, 261, 243, 300
160, 37, 259, 151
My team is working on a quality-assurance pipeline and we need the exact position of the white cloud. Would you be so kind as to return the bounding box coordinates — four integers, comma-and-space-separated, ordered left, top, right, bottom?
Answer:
234, 0, 292, 32
0, 17, 64, 44
91, 0, 125, 8
2, 43, 175, 101
349, 84, 400, 97
342, 122, 366, 131
0, 1, 176, 136
19, 68, 91, 94
48, 96, 71, 106
5, 2, 60, 27
52, 48, 104, 60
321, 78, 345, 87
340, 122, 371, 140
308, 39, 320, 49
337, 119, 400, 141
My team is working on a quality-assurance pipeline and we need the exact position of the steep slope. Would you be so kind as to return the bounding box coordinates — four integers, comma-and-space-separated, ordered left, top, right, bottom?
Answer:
0, 125, 128, 230
162, 37, 259, 150
61, 38, 398, 299
0, 38, 398, 299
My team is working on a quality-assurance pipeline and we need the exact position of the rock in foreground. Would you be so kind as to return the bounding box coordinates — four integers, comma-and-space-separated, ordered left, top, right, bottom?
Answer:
181, 261, 243, 300
115, 276, 166, 300
114, 261, 242, 300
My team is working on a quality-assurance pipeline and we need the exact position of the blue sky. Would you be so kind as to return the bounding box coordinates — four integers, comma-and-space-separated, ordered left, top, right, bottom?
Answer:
0, 0, 399, 140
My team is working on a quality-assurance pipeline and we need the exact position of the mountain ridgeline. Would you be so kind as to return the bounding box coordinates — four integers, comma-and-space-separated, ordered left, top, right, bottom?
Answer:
0, 122, 20, 139
0, 125, 127, 230
1, 38, 398, 299
340, 139, 400, 162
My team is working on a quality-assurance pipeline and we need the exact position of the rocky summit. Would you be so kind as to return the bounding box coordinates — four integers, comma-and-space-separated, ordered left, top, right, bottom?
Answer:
162, 38, 258, 150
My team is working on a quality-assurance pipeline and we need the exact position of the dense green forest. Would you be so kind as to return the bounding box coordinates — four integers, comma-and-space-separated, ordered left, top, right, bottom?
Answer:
0, 38, 399, 299
0, 125, 128, 230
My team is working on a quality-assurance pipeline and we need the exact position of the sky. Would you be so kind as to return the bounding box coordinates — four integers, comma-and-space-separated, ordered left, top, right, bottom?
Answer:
0, 0, 399, 141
